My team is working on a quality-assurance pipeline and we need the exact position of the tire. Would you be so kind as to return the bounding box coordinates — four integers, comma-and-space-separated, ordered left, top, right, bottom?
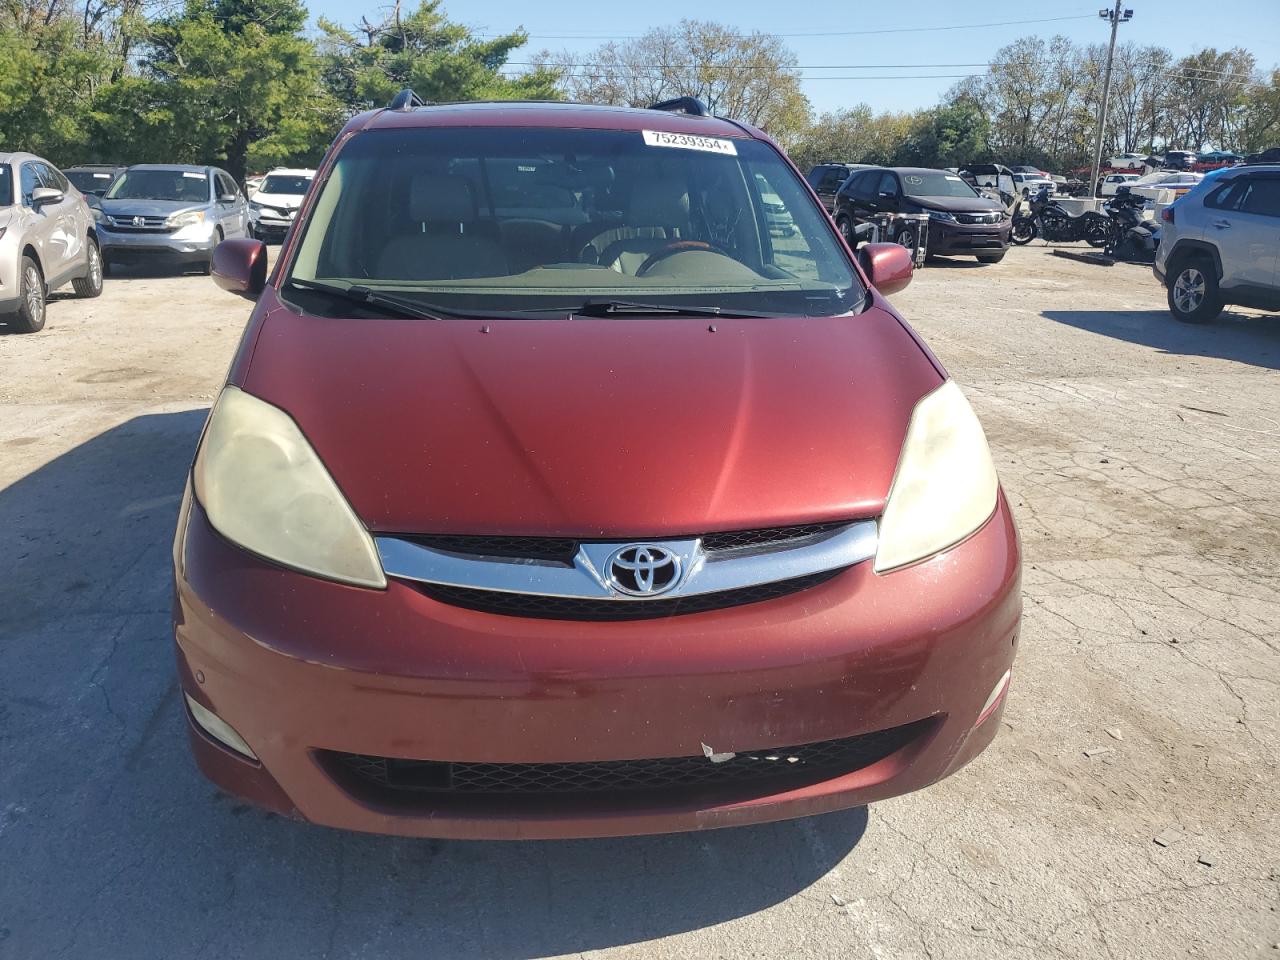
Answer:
1167, 258, 1223, 324
1082, 214, 1113, 248
1010, 219, 1037, 245
72, 238, 104, 298
5, 256, 46, 333
200, 228, 223, 275
835, 215, 854, 244
977, 252, 1006, 264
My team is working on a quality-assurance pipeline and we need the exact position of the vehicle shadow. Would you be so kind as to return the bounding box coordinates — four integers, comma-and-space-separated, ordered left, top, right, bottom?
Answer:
0, 412, 866, 959
1042, 308, 1280, 371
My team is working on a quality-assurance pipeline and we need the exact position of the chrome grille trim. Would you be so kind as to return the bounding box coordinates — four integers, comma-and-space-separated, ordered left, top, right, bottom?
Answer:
376, 521, 877, 602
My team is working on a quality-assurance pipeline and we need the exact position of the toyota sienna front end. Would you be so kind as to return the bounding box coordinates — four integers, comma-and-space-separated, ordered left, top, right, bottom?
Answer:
175, 96, 1021, 839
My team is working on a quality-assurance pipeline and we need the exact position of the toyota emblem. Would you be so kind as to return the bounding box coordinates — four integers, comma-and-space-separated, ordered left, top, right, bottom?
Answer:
605, 545, 682, 597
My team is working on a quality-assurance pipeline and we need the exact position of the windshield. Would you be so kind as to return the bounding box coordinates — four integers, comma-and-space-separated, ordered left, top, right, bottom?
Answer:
259, 174, 311, 195
287, 127, 861, 317
900, 171, 981, 199
66, 170, 117, 193
107, 169, 209, 202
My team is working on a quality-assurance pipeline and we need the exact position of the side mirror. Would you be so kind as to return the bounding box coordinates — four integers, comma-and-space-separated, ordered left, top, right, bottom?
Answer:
859, 242, 913, 297
211, 238, 267, 299
219, 192, 239, 203
31, 186, 64, 207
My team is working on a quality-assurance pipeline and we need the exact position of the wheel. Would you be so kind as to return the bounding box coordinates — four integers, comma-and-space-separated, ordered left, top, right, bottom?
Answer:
72, 238, 104, 298
977, 252, 1006, 264
1167, 259, 1223, 324
1084, 216, 1113, 248
1010, 219, 1036, 245
836, 215, 854, 243
5, 256, 46, 333
1022, 188, 1030, 199
890, 222, 918, 251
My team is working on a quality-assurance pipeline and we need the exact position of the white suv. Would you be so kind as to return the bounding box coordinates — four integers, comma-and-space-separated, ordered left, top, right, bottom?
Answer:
248, 168, 315, 242
1154, 165, 1280, 323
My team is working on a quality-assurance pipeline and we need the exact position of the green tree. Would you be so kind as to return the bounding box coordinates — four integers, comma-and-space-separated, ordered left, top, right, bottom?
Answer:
898, 101, 990, 168
143, 0, 338, 181
319, 1, 559, 115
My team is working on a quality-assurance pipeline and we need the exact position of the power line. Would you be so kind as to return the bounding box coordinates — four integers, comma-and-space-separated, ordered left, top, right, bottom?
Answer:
481, 13, 1098, 41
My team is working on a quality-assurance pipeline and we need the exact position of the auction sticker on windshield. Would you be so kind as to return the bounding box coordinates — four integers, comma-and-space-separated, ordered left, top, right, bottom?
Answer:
642, 130, 738, 155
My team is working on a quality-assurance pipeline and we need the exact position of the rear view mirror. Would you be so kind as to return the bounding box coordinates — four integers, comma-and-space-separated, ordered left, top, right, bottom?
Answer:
858, 242, 913, 297
211, 238, 267, 299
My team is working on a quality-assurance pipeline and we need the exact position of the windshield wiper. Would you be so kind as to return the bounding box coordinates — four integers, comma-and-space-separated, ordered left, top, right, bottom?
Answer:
573, 299, 772, 318
285, 278, 459, 320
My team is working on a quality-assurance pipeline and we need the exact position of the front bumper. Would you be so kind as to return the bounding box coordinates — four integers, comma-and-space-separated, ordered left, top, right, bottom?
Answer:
173, 494, 1022, 839
99, 227, 216, 264
927, 219, 1011, 255
249, 212, 295, 239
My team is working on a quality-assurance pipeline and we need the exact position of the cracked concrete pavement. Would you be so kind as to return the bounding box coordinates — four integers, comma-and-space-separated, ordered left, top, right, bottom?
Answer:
1, 246, 1277, 958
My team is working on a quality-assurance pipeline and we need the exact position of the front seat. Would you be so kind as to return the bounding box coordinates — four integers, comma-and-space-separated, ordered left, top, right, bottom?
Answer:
377, 174, 508, 280
580, 181, 692, 275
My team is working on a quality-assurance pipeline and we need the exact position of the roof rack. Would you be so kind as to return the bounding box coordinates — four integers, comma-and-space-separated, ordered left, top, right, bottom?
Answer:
648, 97, 708, 117
388, 88, 426, 111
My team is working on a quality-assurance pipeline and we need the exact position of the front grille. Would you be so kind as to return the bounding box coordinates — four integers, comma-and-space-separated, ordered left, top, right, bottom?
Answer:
409, 568, 841, 620
104, 215, 173, 233
400, 521, 850, 567
955, 212, 1001, 225
320, 718, 931, 802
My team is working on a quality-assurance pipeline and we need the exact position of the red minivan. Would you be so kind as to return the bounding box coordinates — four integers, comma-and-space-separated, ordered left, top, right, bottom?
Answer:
175, 93, 1021, 839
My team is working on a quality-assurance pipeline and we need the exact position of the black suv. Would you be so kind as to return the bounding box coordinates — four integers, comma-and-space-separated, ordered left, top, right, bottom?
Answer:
63, 164, 125, 197
1162, 151, 1197, 171
805, 162, 875, 212
833, 167, 1011, 263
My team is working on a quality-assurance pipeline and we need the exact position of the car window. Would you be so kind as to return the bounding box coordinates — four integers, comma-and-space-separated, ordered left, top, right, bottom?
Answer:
287, 126, 863, 318
817, 167, 847, 190
35, 163, 68, 193
19, 162, 39, 205
0, 165, 11, 206
108, 169, 210, 202
1239, 177, 1280, 218
1206, 177, 1253, 211
66, 169, 116, 193
259, 174, 312, 195
849, 171, 877, 201
899, 171, 979, 198
875, 172, 899, 196
217, 173, 239, 200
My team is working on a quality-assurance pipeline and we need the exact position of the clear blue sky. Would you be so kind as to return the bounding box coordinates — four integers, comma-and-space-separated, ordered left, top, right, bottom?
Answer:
306, 0, 1280, 115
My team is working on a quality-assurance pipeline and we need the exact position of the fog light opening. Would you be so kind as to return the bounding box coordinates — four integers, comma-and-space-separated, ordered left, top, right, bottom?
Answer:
975, 670, 1012, 728
185, 693, 258, 760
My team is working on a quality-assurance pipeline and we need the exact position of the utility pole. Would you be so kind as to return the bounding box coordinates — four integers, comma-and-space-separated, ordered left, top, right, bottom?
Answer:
1088, 2, 1134, 202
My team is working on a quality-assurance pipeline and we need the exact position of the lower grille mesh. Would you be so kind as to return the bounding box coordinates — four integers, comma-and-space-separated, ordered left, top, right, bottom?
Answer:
408, 569, 841, 620
321, 719, 929, 799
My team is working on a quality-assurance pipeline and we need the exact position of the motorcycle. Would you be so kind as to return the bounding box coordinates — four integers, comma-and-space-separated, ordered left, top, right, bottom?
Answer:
1009, 186, 1113, 247
1101, 187, 1160, 263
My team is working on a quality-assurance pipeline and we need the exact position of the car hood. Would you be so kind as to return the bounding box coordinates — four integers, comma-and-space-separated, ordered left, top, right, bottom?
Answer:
251, 192, 304, 208
238, 292, 943, 535
909, 194, 1005, 214
99, 199, 207, 217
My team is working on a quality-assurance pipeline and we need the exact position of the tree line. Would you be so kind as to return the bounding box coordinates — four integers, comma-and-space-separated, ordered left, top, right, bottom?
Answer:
3, 1, 1278, 183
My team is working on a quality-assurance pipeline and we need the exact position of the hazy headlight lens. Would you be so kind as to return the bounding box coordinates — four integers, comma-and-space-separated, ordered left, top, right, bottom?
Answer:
927, 210, 956, 222
193, 386, 386, 588
167, 209, 206, 228
874, 380, 998, 573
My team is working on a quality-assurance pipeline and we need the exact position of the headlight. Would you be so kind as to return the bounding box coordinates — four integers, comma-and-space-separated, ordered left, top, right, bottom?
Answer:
193, 386, 386, 588
874, 380, 998, 573
167, 209, 206, 228
249, 202, 263, 212
927, 210, 956, 222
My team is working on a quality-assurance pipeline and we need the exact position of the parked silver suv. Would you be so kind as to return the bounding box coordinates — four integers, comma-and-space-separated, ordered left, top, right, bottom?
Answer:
0, 152, 104, 333
97, 164, 249, 274
1155, 164, 1280, 323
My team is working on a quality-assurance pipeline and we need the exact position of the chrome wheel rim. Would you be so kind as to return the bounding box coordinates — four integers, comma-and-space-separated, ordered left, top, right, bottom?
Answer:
89, 245, 102, 289
839, 219, 851, 240
24, 265, 43, 322
1173, 268, 1205, 313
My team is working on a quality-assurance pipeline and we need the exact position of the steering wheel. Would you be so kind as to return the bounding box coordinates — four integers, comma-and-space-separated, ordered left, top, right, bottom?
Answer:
635, 240, 730, 277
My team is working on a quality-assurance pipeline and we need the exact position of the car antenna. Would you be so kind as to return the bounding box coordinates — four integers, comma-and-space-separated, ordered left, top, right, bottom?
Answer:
647, 97, 708, 117
388, 88, 427, 111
